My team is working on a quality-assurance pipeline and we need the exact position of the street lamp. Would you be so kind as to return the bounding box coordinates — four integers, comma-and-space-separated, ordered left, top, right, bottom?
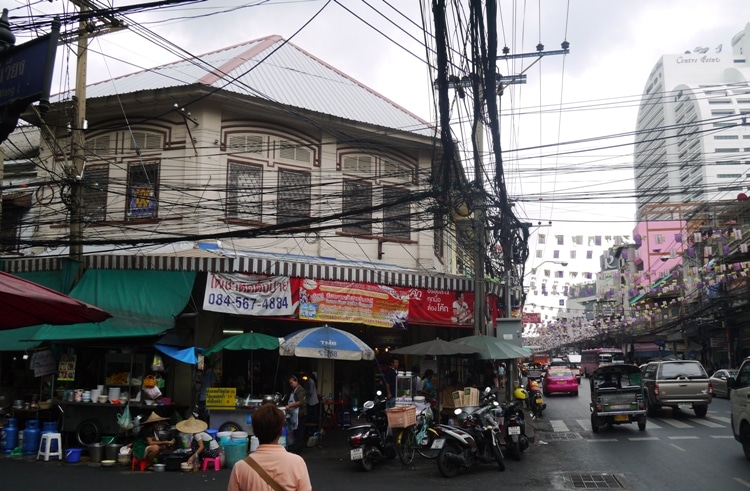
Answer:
528, 260, 568, 274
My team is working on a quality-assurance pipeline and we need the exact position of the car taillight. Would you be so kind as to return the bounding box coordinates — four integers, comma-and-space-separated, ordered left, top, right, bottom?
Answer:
653, 383, 660, 396
709, 382, 714, 396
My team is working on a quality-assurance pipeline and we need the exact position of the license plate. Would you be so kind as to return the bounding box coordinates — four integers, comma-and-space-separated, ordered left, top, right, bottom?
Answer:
431, 438, 445, 450
508, 426, 521, 435
614, 415, 629, 422
350, 448, 363, 461
610, 404, 630, 410
678, 403, 692, 410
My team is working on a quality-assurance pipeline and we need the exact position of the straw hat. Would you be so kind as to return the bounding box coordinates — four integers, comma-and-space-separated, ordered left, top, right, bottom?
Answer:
142, 411, 169, 425
175, 416, 208, 434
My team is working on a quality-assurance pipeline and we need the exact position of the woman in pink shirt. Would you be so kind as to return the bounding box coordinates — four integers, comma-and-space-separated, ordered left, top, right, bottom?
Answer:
227, 403, 312, 491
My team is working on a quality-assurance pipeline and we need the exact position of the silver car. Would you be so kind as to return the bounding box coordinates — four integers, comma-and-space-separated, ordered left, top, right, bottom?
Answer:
709, 369, 738, 398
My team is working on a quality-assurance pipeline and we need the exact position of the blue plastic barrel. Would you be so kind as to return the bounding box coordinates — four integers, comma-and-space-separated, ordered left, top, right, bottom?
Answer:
23, 420, 41, 455
1, 418, 19, 453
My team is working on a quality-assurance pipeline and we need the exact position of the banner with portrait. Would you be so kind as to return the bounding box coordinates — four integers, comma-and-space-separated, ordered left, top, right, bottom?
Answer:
407, 289, 475, 327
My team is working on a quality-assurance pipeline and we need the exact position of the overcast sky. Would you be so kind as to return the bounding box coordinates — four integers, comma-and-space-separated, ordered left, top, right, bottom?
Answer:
10, 0, 750, 312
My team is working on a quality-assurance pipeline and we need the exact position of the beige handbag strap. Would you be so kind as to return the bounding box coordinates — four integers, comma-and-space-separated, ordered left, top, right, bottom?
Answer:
243, 456, 284, 491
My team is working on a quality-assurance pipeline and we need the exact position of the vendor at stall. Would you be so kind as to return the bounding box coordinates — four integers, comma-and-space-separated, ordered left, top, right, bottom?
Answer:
132, 412, 174, 467
176, 415, 221, 468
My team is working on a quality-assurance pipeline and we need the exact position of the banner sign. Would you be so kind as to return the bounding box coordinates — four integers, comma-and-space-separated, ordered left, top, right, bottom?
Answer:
31, 349, 56, 377
406, 289, 475, 327
205, 387, 236, 408
523, 312, 541, 324
203, 273, 295, 316
57, 353, 77, 382
298, 278, 410, 328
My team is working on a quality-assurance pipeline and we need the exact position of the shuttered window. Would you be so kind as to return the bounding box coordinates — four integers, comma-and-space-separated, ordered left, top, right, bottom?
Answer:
83, 165, 109, 222
383, 186, 410, 240
277, 168, 310, 225
343, 180, 372, 235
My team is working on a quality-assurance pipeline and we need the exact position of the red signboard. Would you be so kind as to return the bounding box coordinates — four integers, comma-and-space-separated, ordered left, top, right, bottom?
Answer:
407, 289, 475, 328
523, 312, 541, 324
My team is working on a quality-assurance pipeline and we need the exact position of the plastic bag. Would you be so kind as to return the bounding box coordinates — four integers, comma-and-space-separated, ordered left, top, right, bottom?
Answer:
143, 375, 157, 388
151, 354, 165, 372
117, 404, 134, 431
144, 386, 162, 400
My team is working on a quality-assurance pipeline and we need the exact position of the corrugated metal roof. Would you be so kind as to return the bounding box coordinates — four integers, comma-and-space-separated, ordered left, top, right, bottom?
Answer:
85, 35, 434, 137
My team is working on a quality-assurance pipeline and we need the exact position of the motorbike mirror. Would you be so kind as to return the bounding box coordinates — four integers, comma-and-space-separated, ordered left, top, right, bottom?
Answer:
453, 408, 463, 416
364, 400, 375, 410
376, 390, 383, 396
484, 387, 491, 394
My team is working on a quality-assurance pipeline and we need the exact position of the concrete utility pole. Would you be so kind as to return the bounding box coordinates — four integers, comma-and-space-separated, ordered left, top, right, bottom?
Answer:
67, 1, 124, 262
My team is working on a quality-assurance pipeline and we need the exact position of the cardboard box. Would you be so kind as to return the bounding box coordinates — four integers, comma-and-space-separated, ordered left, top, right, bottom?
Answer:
464, 387, 479, 407
452, 390, 463, 407
440, 386, 463, 408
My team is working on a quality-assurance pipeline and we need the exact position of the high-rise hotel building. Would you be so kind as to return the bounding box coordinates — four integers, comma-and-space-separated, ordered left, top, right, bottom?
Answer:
635, 23, 750, 219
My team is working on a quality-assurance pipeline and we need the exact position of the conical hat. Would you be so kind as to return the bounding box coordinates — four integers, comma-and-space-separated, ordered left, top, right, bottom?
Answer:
175, 416, 208, 434
143, 411, 169, 425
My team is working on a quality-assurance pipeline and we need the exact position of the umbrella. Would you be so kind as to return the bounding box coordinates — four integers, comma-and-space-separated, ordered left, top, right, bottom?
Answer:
279, 324, 374, 361
203, 331, 281, 395
452, 335, 531, 360
391, 338, 479, 410
391, 338, 480, 356
203, 332, 280, 356
0, 271, 111, 330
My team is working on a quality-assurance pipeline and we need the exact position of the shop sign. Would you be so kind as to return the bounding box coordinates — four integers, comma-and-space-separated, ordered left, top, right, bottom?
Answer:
203, 273, 295, 316
31, 349, 56, 377
57, 352, 76, 381
206, 387, 236, 408
298, 278, 410, 328
407, 288, 475, 327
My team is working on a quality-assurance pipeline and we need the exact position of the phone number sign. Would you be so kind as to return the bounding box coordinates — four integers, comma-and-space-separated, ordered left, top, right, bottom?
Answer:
206, 387, 236, 408
203, 273, 295, 316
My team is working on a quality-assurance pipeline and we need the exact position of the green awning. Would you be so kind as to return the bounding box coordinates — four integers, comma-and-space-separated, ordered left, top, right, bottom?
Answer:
0, 325, 42, 351
28, 269, 196, 341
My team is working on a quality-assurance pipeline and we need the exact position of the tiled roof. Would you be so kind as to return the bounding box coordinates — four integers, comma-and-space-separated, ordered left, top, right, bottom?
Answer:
85, 35, 434, 137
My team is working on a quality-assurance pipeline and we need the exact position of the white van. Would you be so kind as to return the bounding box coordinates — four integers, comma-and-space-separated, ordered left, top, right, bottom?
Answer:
566, 354, 582, 384
730, 358, 750, 459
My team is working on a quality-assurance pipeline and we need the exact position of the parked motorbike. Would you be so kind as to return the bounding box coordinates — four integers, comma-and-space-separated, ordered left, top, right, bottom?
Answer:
347, 390, 395, 471
525, 379, 546, 418
434, 387, 505, 477
501, 398, 530, 460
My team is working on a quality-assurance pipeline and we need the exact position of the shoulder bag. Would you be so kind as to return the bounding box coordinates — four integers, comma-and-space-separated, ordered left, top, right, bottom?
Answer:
243, 456, 284, 491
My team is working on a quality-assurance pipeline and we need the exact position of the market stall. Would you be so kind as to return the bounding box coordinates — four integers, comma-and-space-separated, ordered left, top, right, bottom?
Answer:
204, 387, 263, 433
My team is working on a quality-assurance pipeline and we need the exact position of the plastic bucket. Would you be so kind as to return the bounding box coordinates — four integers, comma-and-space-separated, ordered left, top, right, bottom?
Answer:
222, 440, 247, 468
65, 448, 82, 463
105, 443, 120, 461
231, 431, 248, 440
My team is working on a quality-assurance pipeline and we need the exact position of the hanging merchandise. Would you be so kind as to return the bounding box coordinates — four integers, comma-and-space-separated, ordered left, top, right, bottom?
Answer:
151, 354, 165, 372
143, 375, 157, 388
143, 386, 162, 400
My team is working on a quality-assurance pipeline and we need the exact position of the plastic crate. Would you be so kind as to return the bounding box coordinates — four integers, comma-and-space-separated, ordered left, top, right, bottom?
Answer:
385, 405, 416, 428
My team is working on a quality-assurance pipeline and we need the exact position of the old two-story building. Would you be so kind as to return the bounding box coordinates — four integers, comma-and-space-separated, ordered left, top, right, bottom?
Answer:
2, 35, 511, 409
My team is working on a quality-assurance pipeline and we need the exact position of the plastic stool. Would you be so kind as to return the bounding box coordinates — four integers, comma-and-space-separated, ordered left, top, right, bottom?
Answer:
37, 433, 63, 461
201, 456, 221, 471
132, 456, 149, 471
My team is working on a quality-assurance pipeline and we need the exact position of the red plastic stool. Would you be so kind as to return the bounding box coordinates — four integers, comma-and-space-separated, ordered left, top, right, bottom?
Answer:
132, 456, 149, 471
201, 456, 221, 471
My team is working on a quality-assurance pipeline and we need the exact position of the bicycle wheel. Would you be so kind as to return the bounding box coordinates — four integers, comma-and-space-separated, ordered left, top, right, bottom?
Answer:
396, 428, 416, 465
416, 427, 441, 459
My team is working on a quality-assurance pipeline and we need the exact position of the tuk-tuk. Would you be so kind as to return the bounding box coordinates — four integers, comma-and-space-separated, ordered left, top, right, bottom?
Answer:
589, 364, 647, 433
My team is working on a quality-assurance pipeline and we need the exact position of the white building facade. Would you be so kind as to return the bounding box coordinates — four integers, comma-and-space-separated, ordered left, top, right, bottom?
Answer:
635, 23, 750, 219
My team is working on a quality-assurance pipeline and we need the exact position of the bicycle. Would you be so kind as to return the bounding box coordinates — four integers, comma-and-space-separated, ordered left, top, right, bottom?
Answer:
395, 405, 441, 466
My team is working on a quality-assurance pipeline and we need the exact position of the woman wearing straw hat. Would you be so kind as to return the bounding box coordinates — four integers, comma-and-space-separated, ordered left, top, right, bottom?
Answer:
132, 411, 173, 467
176, 415, 221, 468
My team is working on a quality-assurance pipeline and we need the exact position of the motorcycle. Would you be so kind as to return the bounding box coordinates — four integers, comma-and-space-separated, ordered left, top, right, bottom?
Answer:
525, 379, 546, 419
501, 397, 530, 461
347, 390, 395, 471
434, 387, 505, 477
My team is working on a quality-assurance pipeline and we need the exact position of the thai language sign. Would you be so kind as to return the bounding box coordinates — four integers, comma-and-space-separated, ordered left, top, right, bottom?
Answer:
407, 288, 475, 327
297, 278, 410, 328
205, 387, 236, 408
203, 273, 295, 316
